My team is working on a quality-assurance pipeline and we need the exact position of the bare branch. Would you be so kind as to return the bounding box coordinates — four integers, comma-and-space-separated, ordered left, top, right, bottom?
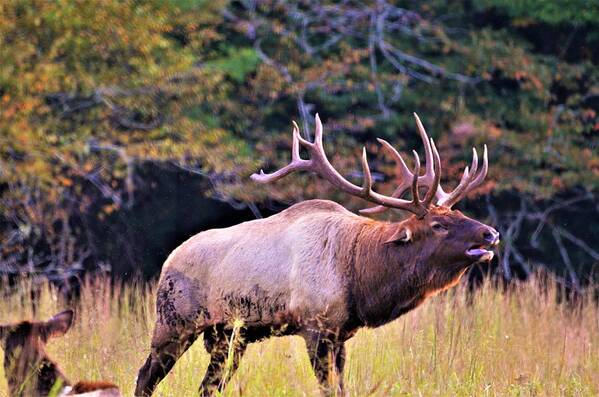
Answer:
551, 228, 581, 293
554, 226, 599, 261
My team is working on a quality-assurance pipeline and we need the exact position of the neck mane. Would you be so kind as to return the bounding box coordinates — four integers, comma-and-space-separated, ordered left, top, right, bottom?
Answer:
349, 220, 468, 328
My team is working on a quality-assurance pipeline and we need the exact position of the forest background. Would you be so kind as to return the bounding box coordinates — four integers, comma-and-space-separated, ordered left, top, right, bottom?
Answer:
1, 0, 598, 293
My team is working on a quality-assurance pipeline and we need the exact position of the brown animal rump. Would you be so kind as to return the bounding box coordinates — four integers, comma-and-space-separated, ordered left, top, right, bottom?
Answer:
135, 113, 500, 397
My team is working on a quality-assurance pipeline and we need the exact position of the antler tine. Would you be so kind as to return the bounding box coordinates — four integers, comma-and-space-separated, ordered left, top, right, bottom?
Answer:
291, 122, 301, 162
360, 147, 373, 195
360, 113, 439, 215
443, 147, 478, 201
292, 120, 312, 148
314, 113, 324, 148
377, 138, 412, 178
472, 147, 479, 174
414, 113, 434, 177
469, 144, 488, 189
437, 166, 470, 207
422, 138, 441, 207
446, 144, 488, 205
357, 113, 490, 213
410, 150, 421, 203
438, 144, 488, 207
359, 140, 425, 215
251, 123, 311, 183
252, 114, 430, 217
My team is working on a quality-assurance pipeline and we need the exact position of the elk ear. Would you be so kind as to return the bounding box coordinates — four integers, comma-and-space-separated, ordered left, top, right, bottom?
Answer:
0, 324, 12, 340
384, 227, 412, 244
43, 310, 74, 339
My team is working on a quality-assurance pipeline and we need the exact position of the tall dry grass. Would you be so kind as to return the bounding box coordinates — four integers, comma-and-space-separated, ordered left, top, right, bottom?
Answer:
0, 277, 597, 396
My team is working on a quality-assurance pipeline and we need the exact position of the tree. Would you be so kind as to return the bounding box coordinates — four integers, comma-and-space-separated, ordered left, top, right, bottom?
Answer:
1, 0, 597, 287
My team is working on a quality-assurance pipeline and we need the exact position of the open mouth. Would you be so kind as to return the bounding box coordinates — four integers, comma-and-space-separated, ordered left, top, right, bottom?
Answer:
465, 243, 497, 262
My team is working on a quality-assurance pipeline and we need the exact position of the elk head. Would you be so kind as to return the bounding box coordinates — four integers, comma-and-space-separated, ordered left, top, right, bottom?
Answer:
251, 113, 500, 269
0, 310, 73, 396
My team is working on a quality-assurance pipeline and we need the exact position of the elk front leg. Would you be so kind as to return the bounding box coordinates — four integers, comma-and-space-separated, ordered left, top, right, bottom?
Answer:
199, 325, 247, 397
136, 272, 207, 396
135, 328, 197, 396
333, 343, 346, 393
303, 332, 346, 397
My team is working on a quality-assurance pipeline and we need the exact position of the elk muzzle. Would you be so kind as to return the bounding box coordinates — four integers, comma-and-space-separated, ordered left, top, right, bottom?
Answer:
465, 226, 500, 262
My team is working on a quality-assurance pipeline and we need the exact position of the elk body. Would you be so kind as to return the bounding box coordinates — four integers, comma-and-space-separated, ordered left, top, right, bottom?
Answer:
135, 114, 500, 396
0, 310, 121, 397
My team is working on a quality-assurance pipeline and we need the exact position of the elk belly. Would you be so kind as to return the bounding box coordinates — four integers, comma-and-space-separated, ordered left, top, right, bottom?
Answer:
217, 285, 289, 325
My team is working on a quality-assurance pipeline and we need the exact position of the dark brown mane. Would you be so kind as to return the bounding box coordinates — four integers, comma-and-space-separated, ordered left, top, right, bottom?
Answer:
349, 221, 421, 327
347, 212, 475, 328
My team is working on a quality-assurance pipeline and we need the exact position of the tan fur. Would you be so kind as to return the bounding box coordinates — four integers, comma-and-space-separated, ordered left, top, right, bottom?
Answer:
159, 200, 358, 333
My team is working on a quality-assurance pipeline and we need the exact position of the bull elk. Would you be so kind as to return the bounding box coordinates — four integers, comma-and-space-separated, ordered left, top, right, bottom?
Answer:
135, 113, 500, 396
0, 310, 121, 397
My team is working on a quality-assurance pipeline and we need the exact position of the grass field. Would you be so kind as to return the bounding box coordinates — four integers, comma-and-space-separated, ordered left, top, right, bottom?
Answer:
0, 277, 597, 397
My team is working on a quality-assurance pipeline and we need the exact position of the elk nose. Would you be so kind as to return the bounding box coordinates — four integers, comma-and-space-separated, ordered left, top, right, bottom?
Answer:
482, 227, 500, 245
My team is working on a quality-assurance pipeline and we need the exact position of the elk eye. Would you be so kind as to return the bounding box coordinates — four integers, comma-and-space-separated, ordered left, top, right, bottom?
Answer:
431, 222, 447, 232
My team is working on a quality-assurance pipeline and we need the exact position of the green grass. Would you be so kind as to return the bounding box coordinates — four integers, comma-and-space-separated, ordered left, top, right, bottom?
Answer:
0, 277, 597, 396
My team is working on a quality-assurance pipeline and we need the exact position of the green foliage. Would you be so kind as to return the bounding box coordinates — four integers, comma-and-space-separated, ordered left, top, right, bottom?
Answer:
205, 48, 261, 83
210, 1, 598, 201
0, 0, 597, 277
0, 0, 257, 273
476, 0, 599, 26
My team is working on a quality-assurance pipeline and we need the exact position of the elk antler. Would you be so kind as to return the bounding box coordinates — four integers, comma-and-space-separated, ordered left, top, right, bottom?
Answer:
360, 113, 488, 214
251, 114, 441, 218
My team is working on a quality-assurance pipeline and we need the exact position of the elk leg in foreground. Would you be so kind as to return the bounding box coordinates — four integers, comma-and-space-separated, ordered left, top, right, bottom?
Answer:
199, 325, 248, 397
333, 343, 347, 394
304, 332, 346, 397
135, 330, 198, 396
